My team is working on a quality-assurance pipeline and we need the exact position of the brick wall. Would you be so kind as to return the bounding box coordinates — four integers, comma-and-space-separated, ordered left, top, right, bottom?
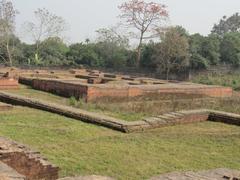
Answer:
0, 78, 19, 89
19, 78, 233, 102
32, 79, 88, 99
0, 137, 59, 180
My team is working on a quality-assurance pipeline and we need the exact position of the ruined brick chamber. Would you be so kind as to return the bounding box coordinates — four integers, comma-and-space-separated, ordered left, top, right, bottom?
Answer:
17, 68, 233, 102
0, 137, 59, 180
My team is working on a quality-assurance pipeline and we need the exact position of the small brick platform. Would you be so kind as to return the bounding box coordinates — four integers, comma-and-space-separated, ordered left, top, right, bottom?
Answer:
0, 78, 19, 90
0, 92, 239, 133
0, 137, 59, 180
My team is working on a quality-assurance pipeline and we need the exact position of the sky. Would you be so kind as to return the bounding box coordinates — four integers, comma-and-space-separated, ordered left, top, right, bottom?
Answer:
12, 0, 240, 44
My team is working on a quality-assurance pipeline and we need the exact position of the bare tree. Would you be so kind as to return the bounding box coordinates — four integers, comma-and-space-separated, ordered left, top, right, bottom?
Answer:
119, 0, 168, 67
24, 8, 67, 64
0, 0, 18, 66
153, 27, 190, 80
96, 26, 129, 47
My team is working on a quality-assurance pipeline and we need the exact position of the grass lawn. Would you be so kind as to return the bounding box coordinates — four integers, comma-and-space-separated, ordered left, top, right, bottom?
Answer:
0, 106, 239, 179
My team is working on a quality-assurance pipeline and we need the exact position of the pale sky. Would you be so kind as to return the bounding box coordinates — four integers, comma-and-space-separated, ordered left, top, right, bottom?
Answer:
12, 0, 240, 44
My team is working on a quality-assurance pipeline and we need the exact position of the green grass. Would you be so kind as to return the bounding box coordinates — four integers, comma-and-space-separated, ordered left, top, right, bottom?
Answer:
5, 85, 144, 121
0, 107, 239, 179
192, 72, 240, 90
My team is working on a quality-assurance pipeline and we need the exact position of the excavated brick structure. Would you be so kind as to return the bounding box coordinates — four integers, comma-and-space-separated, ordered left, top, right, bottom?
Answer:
0, 137, 59, 180
19, 77, 233, 102
0, 92, 239, 133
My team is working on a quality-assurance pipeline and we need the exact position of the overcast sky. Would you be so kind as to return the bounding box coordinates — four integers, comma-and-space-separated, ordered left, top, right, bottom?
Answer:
12, 0, 240, 44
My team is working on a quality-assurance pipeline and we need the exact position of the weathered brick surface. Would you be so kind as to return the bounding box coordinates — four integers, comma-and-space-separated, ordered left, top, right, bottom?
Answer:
0, 161, 26, 180
0, 137, 59, 180
209, 110, 240, 126
32, 79, 89, 99
19, 77, 233, 102
0, 78, 19, 90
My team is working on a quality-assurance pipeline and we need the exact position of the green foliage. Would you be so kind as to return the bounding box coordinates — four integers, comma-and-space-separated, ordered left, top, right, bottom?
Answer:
201, 34, 221, 65
212, 13, 240, 37
94, 41, 129, 68
67, 43, 101, 67
69, 96, 78, 106
192, 72, 240, 90
220, 32, 240, 66
94, 27, 130, 69
140, 41, 156, 69
189, 34, 208, 70
37, 37, 69, 66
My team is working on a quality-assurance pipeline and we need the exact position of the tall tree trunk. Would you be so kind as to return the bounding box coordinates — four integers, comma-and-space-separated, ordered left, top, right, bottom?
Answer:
6, 41, 12, 66
136, 32, 144, 68
166, 62, 170, 81
35, 42, 40, 65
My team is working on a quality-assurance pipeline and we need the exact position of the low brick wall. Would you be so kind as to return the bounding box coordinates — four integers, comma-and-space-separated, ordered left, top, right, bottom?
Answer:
19, 77, 233, 102
0, 78, 19, 90
0, 137, 59, 180
0, 92, 128, 132
32, 79, 89, 99
18, 77, 33, 86
209, 110, 240, 126
0, 92, 239, 133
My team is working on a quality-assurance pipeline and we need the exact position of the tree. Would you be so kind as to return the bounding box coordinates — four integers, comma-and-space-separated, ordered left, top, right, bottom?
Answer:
189, 34, 209, 70
96, 27, 129, 48
140, 41, 156, 69
0, 0, 18, 66
67, 43, 100, 67
220, 32, 240, 66
24, 8, 67, 64
201, 34, 221, 65
212, 13, 240, 37
38, 37, 69, 66
153, 27, 190, 80
95, 27, 130, 68
119, 0, 168, 67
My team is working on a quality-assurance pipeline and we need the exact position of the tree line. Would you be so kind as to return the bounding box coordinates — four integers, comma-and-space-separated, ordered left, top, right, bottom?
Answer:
0, 0, 240, 79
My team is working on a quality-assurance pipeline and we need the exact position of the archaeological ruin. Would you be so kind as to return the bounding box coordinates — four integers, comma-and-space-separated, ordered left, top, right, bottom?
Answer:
16, 68, 233, 102
0, 67, 239, 179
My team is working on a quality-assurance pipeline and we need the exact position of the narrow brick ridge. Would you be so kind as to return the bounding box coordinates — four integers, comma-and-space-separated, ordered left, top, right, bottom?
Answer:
0, 91, 129, 132
0, 91, 239, 133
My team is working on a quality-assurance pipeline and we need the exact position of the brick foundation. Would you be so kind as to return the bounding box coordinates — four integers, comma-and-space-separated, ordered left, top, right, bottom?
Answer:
19, 77, 233, 102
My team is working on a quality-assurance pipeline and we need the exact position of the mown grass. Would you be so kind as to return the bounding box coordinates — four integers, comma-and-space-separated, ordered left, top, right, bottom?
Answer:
0, 107, 239, 180
192, 72, 240, 90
